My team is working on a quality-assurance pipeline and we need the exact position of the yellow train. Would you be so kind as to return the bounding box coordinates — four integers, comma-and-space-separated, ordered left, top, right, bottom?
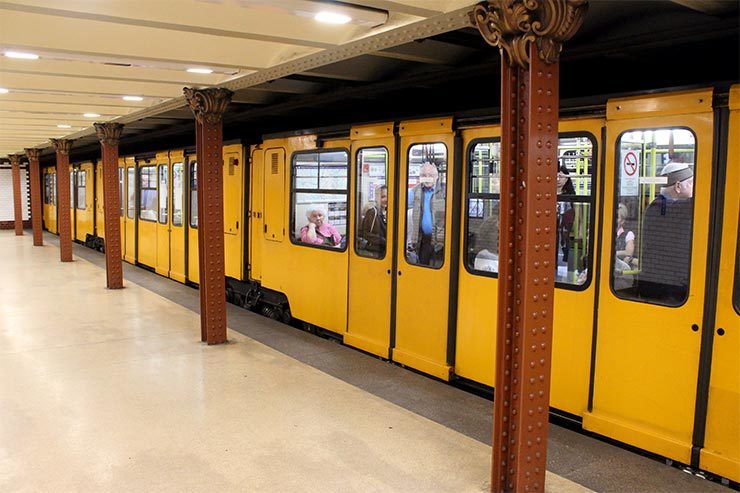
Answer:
42, 86, 739, 483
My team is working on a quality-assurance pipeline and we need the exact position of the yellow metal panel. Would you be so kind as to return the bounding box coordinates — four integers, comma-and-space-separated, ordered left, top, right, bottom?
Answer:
95, 162, 105, 240
187, 154, 199, 284
155, 154, 170, 277
75, 162, 94, 242
701, 96, 740, 483
169, 150, 186, 283
730, 84, 740, 110
351, 122, 394, 140
223, 143, 244, 280
263, 148, 285, 242
123, 158, 136, 264
607, 88, 713, 120
398, 117, 453, 137
587, 107, 714, 464
249, 145, 263, 282
346, 135, 395, 358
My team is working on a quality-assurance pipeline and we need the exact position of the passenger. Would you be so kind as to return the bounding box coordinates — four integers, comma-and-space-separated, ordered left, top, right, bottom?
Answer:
407, 162, 445, 267
473, 212, 499, 273
359, 185, 388, 256
300, 206, 341, 247
615, 203, 636, 268
638, 161, 694, 303
556, 164, 576, 264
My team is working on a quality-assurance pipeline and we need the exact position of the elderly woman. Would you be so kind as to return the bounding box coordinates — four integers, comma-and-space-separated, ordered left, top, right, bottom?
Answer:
300, 206, 341, 247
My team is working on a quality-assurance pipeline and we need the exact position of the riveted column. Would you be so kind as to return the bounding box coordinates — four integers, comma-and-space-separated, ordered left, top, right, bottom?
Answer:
25, 148, 43, 246
472, 1, 587, 492
10, 154, 24, 236
94, 123, 125, 289
184, 87, 233, 345
51, 138, 74, 262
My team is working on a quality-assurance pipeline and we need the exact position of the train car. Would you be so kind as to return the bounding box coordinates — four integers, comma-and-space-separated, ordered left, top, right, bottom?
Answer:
42, 166, 57, 234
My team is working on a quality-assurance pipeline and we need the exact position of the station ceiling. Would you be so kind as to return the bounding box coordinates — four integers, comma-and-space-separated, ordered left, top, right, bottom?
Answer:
0, 0, 738, 163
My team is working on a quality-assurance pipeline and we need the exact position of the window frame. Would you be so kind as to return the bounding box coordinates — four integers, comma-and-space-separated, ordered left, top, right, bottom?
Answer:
609, 125, 698, 307
189, 160, 198, 228
127, 167, 135, 219
289, 147, 350, 253
354, 145, 389, 260
76, 169, 86, 210
138, 165, 158, 222
118, 167, 124, 217
158, 164, 168, 225
172, 162, 184, 227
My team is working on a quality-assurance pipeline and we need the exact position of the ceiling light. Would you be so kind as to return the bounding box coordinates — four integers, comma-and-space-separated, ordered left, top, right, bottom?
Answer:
57, 124, 72, 129
314, 11, 352, 24
83, 113, 101, 118
187, 67, 213, 74
0, 88, 8, 94
122, 96, 143, 101
4, 51, 39, 60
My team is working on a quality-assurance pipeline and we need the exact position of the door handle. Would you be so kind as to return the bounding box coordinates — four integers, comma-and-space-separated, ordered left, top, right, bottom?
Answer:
398, 270, 402, 276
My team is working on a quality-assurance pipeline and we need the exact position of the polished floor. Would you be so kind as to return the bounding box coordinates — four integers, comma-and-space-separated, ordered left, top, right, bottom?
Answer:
0, 230, 730, 492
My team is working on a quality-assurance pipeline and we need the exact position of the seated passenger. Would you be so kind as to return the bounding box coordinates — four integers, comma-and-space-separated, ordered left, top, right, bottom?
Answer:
300, 207, 341, 247
615, 203, 637, 268
358, 185, 388, 255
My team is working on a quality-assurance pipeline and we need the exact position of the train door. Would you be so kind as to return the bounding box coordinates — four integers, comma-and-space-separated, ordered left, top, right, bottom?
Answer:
118, 160, 126, 260
187, 158, 199, 284
392, 117, 456, 381
169, 151, 186, 283
124, 158, 136, 263
700, 85, 740, 483
44, 168, 58, 234
249, 146, 264, 282
346, 123, 395, 357
95, 161, 105, 244
584, 90, 715, 465
155, 152, 170, 277
69, 166, 75, 241
75, 162, 94, 243
137, 157, 157, 268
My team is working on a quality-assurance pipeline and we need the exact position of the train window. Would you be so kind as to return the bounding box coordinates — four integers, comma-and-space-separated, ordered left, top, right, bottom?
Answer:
70, 172, 74, 208
612, 128, 696, 306
76, 170, 86, 210
172, 163, 183, 227
127, 168, 135, 219
555, 135, 594, 288
139, 165, 157, 222
291, 150, 348, 250
355, 147, 388, 259
465, 140, 501, 275
190, 161, 198, 228
118, 168, 124, 217
405, 143, 447, 269
44, 174, 51, 205
158, 165, 168, 224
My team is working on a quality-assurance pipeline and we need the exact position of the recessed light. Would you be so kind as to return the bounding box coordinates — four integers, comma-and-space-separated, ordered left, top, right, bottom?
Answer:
187, 67, 213, 74
83, 113, 101, 118
0, 88, 8, 94
314, 11, 352, 24
4, 51, 39, 60
122, 96, 144, 101
57, 124, 72, 129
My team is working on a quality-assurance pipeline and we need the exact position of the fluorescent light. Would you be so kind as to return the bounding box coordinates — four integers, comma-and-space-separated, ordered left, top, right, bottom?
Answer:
0, 88, 8, 94
4, 51, 39, 60
57, 124, 72, 129
314, 11, 352, 24
83, 113, 100, 118
187, 67, 213, 74
122, 96, 143, 101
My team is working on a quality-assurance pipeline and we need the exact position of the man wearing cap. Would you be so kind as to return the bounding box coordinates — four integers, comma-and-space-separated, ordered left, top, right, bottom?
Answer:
638, 161, 695, 303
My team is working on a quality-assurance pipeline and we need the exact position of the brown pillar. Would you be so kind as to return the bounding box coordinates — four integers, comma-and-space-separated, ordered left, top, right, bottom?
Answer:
10, 154, 24, 236
25, 148, 43, 246
183, 87, 233, 345
472, 2, 587, 492
94, 123, 125, 289
50, 138, 74, 262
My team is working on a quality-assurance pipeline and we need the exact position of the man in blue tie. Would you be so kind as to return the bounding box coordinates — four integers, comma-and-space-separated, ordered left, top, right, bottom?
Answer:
407, 162, 446, 267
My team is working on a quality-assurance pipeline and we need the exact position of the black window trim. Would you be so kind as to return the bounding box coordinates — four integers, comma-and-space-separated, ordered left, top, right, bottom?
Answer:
138, 165, 158, 223
76, 169, 86, 210
189, 160, 198, 229
172, 162, 184, 228
289, 147, 350, 253
353, 145, 390, 260
609, 125, 698, 307
157, 163, 168, 225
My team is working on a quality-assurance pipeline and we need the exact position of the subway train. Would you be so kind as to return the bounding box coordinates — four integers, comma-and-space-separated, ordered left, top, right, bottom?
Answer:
41, 85, 739, 484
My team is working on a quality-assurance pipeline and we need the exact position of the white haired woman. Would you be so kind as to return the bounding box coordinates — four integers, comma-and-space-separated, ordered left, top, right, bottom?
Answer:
300, 206, 341, 247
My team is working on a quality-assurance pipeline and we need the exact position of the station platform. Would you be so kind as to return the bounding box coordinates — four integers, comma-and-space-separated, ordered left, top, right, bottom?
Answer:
0, 229, 730, 492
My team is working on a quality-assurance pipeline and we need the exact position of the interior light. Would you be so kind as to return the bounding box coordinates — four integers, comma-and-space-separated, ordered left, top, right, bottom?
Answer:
83, 113, 101, 118
314, 11, 352, 24
0, 88, 8, 94
187, 67, 213, 74
4, 51, 39, 60
122, 96, 143, 101
57, 124, 72, 129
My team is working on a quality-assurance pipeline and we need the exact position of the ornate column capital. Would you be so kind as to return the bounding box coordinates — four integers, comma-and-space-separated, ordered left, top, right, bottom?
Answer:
471, 0, 588, 68
183, 87, 233, 125
25, 148, 40, 161
50, 138, 74, 155
94, 122, 125, 145
9, 154, 23, 165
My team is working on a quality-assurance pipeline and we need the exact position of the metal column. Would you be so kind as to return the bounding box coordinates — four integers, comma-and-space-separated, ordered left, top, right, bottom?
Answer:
10, 154, 24, 236
472, 1, 588, 491
25, 148, 43, 246
51, 138, 74, 262
183, 87, 233, 345
94, 123, 125, 289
